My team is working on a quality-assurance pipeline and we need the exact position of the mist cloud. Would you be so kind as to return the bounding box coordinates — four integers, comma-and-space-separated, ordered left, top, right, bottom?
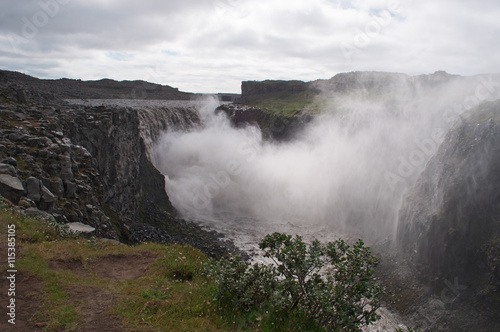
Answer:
152, 75, 500, 248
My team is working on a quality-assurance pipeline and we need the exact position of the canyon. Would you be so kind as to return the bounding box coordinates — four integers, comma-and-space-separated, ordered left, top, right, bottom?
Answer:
1, 69, 500, 330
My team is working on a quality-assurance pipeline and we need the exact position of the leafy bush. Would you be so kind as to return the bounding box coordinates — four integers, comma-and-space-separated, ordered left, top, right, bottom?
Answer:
205, 232, 385, 331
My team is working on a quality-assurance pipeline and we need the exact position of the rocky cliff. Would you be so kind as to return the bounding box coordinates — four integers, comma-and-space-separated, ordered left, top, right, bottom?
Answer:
0, 104, 118, 239
0, 97, 235, 257
215, 103, 313, 141
397, 100, 500, 312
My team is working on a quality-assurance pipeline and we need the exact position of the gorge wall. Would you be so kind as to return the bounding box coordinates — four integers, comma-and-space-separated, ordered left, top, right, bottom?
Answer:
398, 100, 500, 296
0, 98, 235, 257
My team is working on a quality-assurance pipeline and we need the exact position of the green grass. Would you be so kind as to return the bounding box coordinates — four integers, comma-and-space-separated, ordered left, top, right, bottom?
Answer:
246, 90, 324, 116
0, 198, 228, 331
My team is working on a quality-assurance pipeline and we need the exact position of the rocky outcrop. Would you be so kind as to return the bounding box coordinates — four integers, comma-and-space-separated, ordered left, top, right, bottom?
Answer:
0, 105, 117, 239
60, 103, 202, 222
0, 99, 236, 257
216, 103, 313, 141
397, 100, 500, 311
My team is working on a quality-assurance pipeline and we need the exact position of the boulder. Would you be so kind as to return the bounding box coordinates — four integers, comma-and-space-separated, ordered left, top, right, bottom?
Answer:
38, 185, 56, 211
41, 185, 56, 203
0, 163, 16, 177
65, 181, 77, 198
24, 207, 52, 219
26, 137, 53, 148
49, 178, 64, 196
1, 157, 17, 167
67, 222, 95, 234
59, 154, 73, 180
26, 177, 41, 201
67, 222, 97, 238
0, 174, 24, 203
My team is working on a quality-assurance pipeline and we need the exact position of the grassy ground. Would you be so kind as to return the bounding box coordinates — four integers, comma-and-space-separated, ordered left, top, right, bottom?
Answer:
245, 91, 326, 116
0, 197, 229, 331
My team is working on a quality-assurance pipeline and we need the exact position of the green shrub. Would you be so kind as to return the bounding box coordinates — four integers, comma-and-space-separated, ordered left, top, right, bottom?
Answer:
205, 232, 385, 331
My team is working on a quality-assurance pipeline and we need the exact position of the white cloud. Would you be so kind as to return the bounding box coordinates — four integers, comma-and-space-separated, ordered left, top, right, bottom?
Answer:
0, 0, 499, 93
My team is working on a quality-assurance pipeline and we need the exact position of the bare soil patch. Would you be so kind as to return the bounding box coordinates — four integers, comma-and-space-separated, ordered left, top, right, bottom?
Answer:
90, 252, 158, 280
72, 287, 123, 332
48, 258, 89, 276
0, 242, 44, 331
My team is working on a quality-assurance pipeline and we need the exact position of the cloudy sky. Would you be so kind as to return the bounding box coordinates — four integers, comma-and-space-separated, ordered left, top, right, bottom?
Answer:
0, 0, 499, 93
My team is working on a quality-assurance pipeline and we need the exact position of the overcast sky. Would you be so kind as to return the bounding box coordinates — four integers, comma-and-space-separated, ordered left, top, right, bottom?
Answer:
0, 0, 499, 93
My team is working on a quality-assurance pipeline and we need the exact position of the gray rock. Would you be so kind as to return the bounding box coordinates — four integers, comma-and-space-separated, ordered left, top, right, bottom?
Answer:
24, 207, 52, 219
65, 181, 77, 198
59, 154, 73, 180
0, 163, 16, 177
16, 88, 28, 104
26, 177, 41, 201
50, 178, 64, 196
67, 222, 95, 233
41, 185, 56, 203
1, 157, 17, 167
27, 137, 53, 148
40, 176, 50, 189
8, 132, 29, 142
101, 238, 123, 245
18, 197, 36, 208
0, 174, 24, 203
38, 149, 56, 160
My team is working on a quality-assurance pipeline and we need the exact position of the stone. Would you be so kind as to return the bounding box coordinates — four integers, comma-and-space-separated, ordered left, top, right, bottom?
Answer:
24, 207, 52, 220
0, 163, 16, 177
38, 149, 56, 160
60, 154, 73, 180
26, 177, 41, 201
16, 88, 28, 104
65, 181, 77, 198
101, 238, 123, 245
18, 197, 36, 208
41, 185, 56, 203
0, 174, 24, 203
49, 178, 64, 196
52, 213, 68, 224
1, 157, 17, 167
8, 132, 29, 142
26, 137, 53, 148
67, 222, 95, 234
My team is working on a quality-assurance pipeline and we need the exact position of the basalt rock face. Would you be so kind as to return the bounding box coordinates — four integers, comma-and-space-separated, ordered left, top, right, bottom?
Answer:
397, 100, 500, 307
0, 99, 234, 257
60, 104, 202, 236
0, 104, 117, 239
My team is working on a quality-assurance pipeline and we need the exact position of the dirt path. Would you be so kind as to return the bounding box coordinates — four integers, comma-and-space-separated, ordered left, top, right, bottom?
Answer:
0, 241, 44, 331
0, 227, 158, 332
50, 251, 158, 331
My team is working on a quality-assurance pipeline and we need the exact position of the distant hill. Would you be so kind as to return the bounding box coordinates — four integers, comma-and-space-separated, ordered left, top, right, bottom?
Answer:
0, 69, 195, 104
